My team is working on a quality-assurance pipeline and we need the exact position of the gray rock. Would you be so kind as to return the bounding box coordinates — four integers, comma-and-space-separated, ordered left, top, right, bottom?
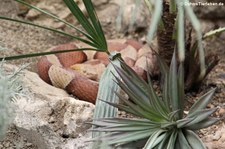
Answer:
4, 64, 95, 149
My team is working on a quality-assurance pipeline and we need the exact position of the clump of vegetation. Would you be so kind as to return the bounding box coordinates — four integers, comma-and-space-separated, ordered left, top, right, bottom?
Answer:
0, 61, 27, 140
91, 53, 219, 149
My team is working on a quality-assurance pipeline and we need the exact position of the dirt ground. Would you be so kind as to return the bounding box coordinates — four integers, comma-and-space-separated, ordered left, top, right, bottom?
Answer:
0, 0, 225, 149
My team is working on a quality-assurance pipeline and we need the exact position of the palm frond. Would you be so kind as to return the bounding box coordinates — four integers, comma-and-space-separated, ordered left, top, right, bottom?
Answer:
63, 0, 107, 51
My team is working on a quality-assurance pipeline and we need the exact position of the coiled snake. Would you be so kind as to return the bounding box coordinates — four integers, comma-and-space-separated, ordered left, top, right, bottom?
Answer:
37, 39, 156, 104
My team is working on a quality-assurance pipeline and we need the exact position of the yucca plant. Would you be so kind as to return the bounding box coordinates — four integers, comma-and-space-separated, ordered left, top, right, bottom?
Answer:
91, 52, 219, 149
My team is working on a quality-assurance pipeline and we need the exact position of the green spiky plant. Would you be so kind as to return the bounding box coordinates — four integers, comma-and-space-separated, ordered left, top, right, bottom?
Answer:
91, 53, 219, 149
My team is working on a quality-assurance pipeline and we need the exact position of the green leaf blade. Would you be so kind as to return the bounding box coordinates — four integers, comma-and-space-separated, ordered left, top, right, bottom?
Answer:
185, 130, 206, 149
92, 53, 121, 138
169, 52, 179, 119
188, 88, 216, 115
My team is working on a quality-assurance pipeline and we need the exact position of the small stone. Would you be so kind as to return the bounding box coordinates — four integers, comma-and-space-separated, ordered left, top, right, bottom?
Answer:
212, 132, 221, 141
4, 142, 11, 148
207, 103, 215, 108
25, 143, 33, 147
218, 108, 225, 116
220, 132, 225, 142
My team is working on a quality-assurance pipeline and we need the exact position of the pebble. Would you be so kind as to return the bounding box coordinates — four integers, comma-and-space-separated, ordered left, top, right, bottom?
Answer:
212, 132, 221, 141
26, 143, 33, 147
216, 108, 225, 117
207, 103, 215, 108
4, 142, 10, 148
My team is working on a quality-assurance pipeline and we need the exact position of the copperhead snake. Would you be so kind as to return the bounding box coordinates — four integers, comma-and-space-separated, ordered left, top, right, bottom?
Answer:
37, 39, 156, 104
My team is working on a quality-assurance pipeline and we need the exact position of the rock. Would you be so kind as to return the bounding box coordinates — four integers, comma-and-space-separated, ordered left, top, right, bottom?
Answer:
217, 108, 225, 117
2, 64, 95, 149
202, 123, 225, 149
135, 52, 156, 73
120, 45, 138, 61
122, 1, 148, 32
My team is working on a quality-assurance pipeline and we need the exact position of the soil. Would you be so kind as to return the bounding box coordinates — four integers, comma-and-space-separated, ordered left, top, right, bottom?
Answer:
0, 0, 225, 149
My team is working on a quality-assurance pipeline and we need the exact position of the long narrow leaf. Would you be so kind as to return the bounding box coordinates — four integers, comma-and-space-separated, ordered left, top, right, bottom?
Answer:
185, 108, 218, 127
115, 78, 154, 113
184, 0, 206, 80
63, 0, 108, 51
0, 48, 96, 60
93, 125, 155, 132
144, 129, 165, 149
178, 130, 191, 149
177, 117, 195, 128
178, 108, 217, 128
114, 71, 168, 120
147, 0, 163, 42
177, 2, 185, 62
63, 0, 96, 38
170, 0, 176, 13
203, 27, 225, 39
143, 130, 166, 149
146, 69, 169, 119
178, 63, 185, 118
157, 131, 171, 148
113, 63, 151, 105
166, 130, 178, 149
92, 53, 121, 138
185, 130, 206, 149
100, 100, 145, 118
91, 118, 157, 127
116, 61, 168, 119
83, 0, 107, 50
155, 53, 171, 111
114, 93, 159, 120
106, 130, 154, 145
186, 118, 219, 130
188, 88, 216, 115
169, 52, 179, 120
